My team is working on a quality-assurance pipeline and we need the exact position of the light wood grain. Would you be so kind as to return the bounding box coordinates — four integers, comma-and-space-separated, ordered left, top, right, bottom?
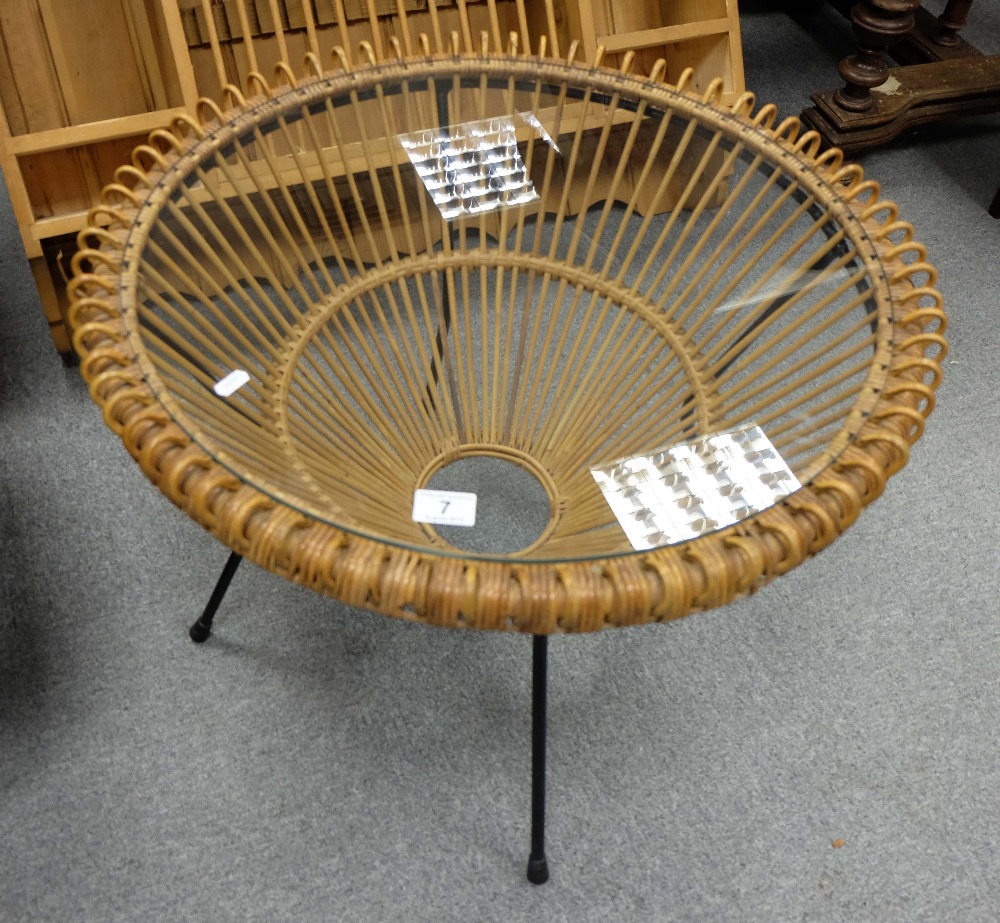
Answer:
1, 0, 747, 356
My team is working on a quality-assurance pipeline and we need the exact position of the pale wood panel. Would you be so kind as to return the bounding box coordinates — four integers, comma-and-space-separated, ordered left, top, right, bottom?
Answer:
6, 110, 190, 156
158, 1, 202, 109
724, 0, 746, 98
599, 19, 731, 55
572, 0, 744, 100
20, 137, 142, 221
1, 0, 747, 356
0, 0, 67, 134
36, 0, 151, 124
657, 0, 729, 28
121, 0, 173, 112
662, 33, 735, 95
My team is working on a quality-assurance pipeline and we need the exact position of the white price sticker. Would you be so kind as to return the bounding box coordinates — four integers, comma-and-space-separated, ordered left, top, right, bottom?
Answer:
412, 489, 477, 527
213, 369, 250, 396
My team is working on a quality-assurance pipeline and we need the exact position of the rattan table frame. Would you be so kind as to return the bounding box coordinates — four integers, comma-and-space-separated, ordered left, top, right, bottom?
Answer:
67, 43, 946, 884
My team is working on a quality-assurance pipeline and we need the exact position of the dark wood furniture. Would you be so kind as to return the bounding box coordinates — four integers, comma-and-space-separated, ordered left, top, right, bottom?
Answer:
801, 0, 1000, 153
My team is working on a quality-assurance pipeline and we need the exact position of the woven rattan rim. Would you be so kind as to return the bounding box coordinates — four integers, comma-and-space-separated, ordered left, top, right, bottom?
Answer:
68, 47, 946, 633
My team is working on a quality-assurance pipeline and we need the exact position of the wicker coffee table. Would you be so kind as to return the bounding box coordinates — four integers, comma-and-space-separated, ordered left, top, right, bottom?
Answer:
69, 42, 945, 883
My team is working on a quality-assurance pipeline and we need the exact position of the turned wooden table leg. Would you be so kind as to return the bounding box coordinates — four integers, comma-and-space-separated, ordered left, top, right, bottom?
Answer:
802, 0, 1000, 153
834, 0, 922, 112
934, 0, 974, 47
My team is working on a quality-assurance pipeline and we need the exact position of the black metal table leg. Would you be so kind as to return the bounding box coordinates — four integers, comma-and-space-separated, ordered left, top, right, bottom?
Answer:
527, 633, 550, 884
189, 551, 243, 643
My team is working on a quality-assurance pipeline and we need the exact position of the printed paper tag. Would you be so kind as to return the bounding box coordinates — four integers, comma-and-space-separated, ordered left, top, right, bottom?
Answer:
213, 369, 250, 396
412, 489, 478, 527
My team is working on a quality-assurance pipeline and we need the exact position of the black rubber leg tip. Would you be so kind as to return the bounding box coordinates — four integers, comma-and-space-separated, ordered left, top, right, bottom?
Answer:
189, 620, 212, 643
526, 856, 549, 885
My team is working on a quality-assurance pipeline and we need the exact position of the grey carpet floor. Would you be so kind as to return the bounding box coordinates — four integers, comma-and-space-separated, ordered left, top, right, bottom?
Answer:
3, 3, 1000, 921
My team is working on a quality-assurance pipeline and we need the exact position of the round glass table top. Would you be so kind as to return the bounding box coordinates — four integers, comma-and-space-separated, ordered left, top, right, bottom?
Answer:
71, 52, 945, 630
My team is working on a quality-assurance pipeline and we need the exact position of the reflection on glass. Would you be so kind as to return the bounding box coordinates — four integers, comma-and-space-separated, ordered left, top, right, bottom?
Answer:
516, 111, 560, 154
713, 266, 859, 314
398, 115, 540, 219
592, 425, 801, 549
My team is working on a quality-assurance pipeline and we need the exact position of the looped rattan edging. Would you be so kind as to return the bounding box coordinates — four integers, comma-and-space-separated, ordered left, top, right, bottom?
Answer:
67, 44, 946, 634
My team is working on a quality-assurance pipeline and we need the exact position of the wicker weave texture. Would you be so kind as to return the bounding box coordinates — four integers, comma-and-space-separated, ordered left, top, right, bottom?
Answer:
68, 42, 945, 633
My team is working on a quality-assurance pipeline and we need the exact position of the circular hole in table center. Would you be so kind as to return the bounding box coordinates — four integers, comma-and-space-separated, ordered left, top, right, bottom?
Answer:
425, 455, 553, 554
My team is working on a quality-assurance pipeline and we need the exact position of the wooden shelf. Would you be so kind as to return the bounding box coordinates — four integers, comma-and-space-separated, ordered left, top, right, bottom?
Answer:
598, 19, 733, 55
546, 0, 745, 103
5, 109, 191, 156
0, 0, 746, 355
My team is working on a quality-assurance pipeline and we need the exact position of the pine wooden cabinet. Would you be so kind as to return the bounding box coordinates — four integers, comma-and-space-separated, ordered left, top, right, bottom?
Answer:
0, 0, 743, 354
535, 0, 744, 102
